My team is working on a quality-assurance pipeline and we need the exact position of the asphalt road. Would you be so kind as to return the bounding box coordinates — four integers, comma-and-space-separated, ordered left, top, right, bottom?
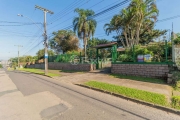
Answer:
4, 69, 180, 120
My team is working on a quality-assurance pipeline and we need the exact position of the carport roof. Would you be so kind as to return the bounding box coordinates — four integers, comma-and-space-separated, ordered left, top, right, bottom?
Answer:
93, 42, 117, 49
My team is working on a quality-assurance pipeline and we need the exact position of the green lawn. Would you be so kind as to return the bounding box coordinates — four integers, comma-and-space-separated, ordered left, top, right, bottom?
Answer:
18, 68, 60, 77
110, 74, 165, 84
85, 81, 168, 106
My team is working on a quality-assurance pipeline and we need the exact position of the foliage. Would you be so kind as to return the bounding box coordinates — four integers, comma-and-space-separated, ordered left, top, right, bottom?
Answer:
36, 49, 55, 59
147, 42, 171, 62
118, 54, 133, 62
85, 81, 167, 106
49, 30, 79, 54
104, 0, 159, 48
66, 50, 80, 55
0, 64, 2, 68
139, 29, 167, 45
111, 74, 165, 84
73, 8, 97, 57
49, 51, 80, 63
174, 33, 180, 45
171, 71, 180, 90
172, 96, 180, 109
118, 45, 153, 62
87, 38, 110, 58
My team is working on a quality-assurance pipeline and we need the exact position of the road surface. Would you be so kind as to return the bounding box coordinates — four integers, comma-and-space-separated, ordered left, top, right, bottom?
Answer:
1, 69, 180, 120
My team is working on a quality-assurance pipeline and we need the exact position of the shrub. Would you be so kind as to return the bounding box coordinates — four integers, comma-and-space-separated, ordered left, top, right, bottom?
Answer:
171, 71, 180, 90
0, 64, 2, 68
172, 96, 180, 109
118, 54, 133, 62
118, 45, 153, 62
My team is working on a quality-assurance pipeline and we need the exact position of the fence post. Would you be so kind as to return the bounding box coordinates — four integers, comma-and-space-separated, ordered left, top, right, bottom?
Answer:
165, 39, 168, 62
80, 52, 82, 64
96, 49, 99, 69
133, 45, 135, 62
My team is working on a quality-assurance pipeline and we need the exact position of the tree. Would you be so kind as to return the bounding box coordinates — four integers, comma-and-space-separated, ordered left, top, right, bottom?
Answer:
104, 0, 159, 48
36, 49, 55, 59
49, 30, 79, 54
73, 8, 97, 57
174, 33, 180, 45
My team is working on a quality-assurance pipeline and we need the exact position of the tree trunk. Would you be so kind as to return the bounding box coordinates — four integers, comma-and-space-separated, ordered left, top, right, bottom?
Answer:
124, 30, 129, 48
116, 30, 125, 48
83, 32, 87, 59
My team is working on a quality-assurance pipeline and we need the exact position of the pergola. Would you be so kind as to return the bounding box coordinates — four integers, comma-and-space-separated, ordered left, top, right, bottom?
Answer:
93, 42, 118, 69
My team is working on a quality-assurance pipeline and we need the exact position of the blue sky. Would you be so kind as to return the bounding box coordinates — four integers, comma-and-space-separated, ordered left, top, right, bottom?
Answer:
0, 0, 179, 60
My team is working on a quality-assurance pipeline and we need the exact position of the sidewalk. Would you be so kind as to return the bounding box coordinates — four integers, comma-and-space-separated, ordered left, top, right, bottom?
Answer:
0, 69, 71, 120
53, 71, 173, 100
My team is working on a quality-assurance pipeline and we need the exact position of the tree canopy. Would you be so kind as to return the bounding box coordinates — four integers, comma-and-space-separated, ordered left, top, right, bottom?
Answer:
49, 30, 79, 54
104, 0, 160, 48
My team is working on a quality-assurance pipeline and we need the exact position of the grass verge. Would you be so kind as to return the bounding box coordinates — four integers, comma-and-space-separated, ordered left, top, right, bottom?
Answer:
18, 68, 60, 77
85, 81, 168, 106
110, 74, 165, 84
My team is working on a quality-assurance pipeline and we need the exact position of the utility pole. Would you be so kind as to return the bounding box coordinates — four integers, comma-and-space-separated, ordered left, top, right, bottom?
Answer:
172, 23, 175, 63
14, 45, 23, 68
35, 5, 54, 75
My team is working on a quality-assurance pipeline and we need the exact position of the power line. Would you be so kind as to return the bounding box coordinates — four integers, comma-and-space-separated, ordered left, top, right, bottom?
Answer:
157, 15, 180, 23
50, 0, 90, 24
48, 0, 130, 32
48, 0, 80, 22
0, 21, 41, 24
0, 24, 43, 26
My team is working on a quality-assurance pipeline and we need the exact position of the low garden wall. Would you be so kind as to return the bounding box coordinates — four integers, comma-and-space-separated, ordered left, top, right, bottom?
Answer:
111, 63, 169, 78
26, 62, 96, 71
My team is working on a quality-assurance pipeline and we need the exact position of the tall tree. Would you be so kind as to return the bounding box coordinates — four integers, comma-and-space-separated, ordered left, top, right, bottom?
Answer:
49, 30, 79, 54
104, 0, 159, 48
73, 8, 97, 57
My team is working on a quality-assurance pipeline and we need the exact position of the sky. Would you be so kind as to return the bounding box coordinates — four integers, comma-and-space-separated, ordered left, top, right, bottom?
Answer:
0, 0, 179, 60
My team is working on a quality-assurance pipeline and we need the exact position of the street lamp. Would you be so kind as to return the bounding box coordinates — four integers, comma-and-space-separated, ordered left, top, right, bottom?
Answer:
17, 14, 44, 33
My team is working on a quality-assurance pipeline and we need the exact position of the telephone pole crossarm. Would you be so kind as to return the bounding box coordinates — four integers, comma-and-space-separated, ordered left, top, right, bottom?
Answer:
35, 5, 54, 14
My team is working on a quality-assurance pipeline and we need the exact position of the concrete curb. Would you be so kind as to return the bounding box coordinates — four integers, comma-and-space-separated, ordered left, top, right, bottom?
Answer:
75, 84, 180, 115
16, 70, 54, 78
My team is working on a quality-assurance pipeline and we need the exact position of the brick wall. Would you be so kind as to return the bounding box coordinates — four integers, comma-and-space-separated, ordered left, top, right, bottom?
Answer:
111, 64, 169, 78
26, 62, 96, 71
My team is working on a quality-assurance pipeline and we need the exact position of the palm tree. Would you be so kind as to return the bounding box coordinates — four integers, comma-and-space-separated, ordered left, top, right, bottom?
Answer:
73, 8, 97, 58
130, 0, 159, 44
104, 0, 158, 48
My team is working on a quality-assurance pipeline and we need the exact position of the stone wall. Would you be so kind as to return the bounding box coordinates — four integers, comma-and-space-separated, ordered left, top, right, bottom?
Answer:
26, 62, 96, 71
111, 63, 169, 78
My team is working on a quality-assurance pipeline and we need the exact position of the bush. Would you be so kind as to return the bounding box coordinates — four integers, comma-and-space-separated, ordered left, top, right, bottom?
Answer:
118, 54, 133, 62
172, 71, 180, 89
172, 96, 180, 109
0, 64, 2, 68
118, 45, 153, 62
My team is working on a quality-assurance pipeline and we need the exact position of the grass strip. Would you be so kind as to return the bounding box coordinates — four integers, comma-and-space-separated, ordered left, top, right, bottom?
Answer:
85, 81, 168, 106
18, 68, 60, 77
110, 74, 165, 84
